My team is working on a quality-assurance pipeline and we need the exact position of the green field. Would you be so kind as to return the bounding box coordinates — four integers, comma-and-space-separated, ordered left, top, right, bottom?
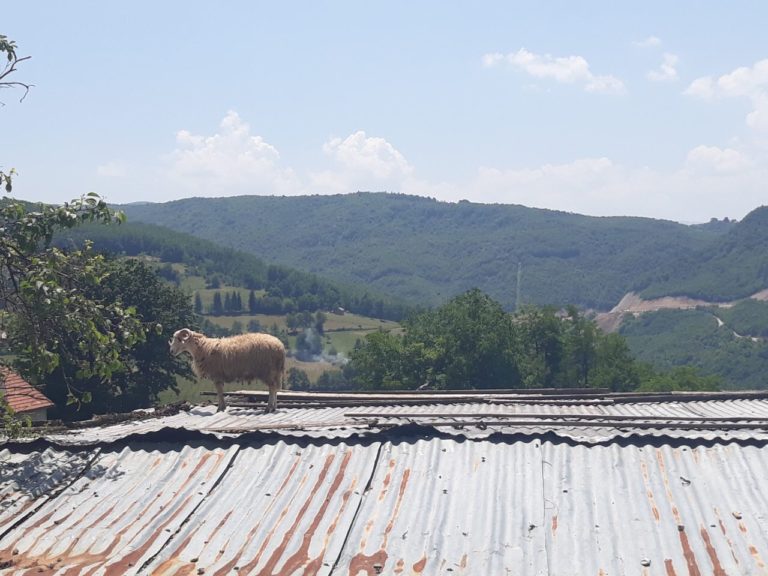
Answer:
204, 312, 401, 356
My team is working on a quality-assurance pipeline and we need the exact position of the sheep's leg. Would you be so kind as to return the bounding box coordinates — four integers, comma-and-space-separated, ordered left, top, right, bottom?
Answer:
215, 381, 226, 412
266, 381, 278, 413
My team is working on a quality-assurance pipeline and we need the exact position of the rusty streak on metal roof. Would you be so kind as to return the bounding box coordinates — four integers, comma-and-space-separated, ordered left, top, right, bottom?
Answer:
2, 391, 768, 574
2, 438, 768, 575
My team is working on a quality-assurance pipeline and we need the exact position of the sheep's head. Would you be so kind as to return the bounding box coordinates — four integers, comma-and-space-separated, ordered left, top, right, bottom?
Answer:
169, 328, 193, 357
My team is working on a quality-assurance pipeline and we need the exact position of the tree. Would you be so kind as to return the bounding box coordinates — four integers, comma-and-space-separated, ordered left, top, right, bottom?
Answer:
0, 35, 32, 104
638, 365, 721, 392
349, 330, 405, 389
1, 34, 32, 196
287, 367, 310, 390
194, 292, 203, 314
38, 258, 198, 418
514, 306, 564, 388
211, 291, 223, 315
561, 305, 599, 387
314, 311, 327, 334
591, 333, 641, 392
1, 195, 147, 409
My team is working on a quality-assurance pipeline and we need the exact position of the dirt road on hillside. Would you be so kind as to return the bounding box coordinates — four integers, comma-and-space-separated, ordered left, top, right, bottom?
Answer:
595, 291, 766, 333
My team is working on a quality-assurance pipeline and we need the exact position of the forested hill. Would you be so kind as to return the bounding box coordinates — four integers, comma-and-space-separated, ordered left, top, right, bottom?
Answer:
641, 205, 768, 302
57, 221, 411, 320
120, 193, 757, 311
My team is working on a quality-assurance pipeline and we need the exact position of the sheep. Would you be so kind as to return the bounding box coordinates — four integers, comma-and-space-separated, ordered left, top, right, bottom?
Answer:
169, 328, 285, 413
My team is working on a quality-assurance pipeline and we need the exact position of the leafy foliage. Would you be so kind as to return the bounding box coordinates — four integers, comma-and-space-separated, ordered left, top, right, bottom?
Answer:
40, 258, 198, 419
1, 195, 198, 419
1, 195, 145, 405
348, 289, 644, 391
0, 34, 32, 104
620, 308, 768, 390
637, 366, 721, 393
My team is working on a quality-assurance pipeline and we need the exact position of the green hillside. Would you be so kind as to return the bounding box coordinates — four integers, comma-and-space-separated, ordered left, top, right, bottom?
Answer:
620, 303, 768, 389
641, 206, 768, 302
56, 221, 412, 320
121, 193, 732, 310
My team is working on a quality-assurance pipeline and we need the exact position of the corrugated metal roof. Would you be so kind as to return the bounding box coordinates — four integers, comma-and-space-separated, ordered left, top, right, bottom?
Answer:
32, 395, 768, 446
0, 368, 54, 414
144, 442, 379, 576
0, 442, 239, 575
1, 438, 767, 575
0, 448, 93, 536
3, 392, 768, 574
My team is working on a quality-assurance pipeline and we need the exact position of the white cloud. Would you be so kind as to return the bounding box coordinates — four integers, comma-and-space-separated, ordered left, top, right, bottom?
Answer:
482, 48, 626, 94
453, 149, 767, 222
685, 59, 768, 130
685, 145, 750, 173
311, 130, 414, 193
647, 53, 679, 82
684, 76, 715, 99
634, 36, 662, 48
167, 110, 301, 196
481, 52, 504, 68
96, 161, 127, 178
127, 113, 767, 223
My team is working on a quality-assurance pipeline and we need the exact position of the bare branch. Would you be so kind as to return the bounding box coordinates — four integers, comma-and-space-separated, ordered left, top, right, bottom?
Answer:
0, 52, 32, 103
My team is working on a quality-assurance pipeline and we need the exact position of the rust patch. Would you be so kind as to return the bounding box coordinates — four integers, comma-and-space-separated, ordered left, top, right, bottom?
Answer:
738, 521, 747, 534
240, 452, 341, 575
749, 545, 766, 569
210, 454, 304, 576
664, 558, 677, 576
712, 509, 740, 567
347, 549, 387, 576
412, 555, 427, 573
639, 459, 661, 523
460, 553, 468, 569
378, 459, 396, 502
394, 558, 405, 574
551, 515, 558, 534
348, 467, 412, 576
678, 528, 702, 576
279, 451, 354, 576
656, 451, 682, 524
699, 526, 726, 576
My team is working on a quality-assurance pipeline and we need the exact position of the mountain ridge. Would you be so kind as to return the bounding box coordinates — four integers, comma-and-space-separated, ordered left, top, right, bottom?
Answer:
120, 192, 764, 311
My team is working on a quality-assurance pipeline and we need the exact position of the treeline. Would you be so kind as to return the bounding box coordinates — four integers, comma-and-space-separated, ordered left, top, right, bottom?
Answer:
310, 289, 718, 393
57, 221, 412, 321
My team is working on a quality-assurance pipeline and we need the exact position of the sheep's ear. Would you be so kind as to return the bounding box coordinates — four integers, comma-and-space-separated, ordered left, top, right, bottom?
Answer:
177, 328, 191, 342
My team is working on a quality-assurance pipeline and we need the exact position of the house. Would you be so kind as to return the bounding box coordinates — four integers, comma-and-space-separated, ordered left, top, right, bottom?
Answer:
1, 388, 767, 574
0, 367, 54, 422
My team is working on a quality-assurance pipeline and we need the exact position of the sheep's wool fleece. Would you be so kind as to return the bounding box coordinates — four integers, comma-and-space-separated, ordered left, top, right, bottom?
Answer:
188, 332, 285, 384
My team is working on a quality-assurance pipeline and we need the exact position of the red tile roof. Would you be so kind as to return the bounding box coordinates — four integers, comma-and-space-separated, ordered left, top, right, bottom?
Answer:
0, 367, 54, 414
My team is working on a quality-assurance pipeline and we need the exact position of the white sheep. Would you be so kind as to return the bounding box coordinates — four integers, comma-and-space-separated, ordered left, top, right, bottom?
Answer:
169, 328, 285, 412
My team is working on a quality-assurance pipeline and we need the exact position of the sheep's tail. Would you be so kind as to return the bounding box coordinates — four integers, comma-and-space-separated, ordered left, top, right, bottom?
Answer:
278, 350, 286, 390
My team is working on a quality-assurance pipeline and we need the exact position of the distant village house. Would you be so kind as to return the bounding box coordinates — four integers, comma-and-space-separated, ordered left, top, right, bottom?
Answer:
0, 367, 54, 422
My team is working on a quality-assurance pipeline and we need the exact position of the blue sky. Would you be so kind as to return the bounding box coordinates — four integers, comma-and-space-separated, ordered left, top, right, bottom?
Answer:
3, 1, 768, 222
